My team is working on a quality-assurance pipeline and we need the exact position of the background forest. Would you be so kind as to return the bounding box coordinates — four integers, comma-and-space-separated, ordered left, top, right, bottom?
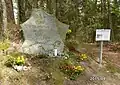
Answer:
0, 0, 120, 42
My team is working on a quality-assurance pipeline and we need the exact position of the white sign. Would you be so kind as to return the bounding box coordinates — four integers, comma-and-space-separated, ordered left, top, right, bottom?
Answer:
96, 29, 111, 41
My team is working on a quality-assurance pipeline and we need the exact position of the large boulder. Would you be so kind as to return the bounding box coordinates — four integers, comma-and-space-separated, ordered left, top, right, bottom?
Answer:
19, 9, 69, 56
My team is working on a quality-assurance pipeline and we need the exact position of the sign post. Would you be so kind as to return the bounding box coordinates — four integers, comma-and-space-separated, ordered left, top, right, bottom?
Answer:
96, 29, 111, 66
100, 41, 103, 66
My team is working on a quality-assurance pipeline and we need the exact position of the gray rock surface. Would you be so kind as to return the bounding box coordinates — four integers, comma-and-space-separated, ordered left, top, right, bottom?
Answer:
19, 9, 69, 56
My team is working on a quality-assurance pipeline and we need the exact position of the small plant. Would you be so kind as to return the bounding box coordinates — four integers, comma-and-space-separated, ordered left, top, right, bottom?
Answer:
66, 29, 72, 39
5, 55, 15, 67
0, 39, 10, 51
67, 29, 72, 34
15, 56, 25, 65
63, 52, 70, 59
79, 53, 87, 60
5, 54, 25, 67
63, 51, 75, 59
60, 56, 84, 80
70, 65, 84, 80
60, 64, 84, 80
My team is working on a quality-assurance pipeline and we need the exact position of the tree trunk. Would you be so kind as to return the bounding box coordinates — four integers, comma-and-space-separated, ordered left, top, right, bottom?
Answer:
18, 0, 32, 23
73, 0, 79, 39
100, 0, 104, 27
5, 0, 15, 23
103, 0, 107, 27
12, 0, 19, 25
52, 0, 57, 16
0, 0, 2, 28
107, 0, 114, 41
1, 0, 7, 38
55, 0, 57, 17
47, 0, 52, 14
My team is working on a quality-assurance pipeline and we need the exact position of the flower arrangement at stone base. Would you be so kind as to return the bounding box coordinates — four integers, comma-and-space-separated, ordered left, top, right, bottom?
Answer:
5, 54, 31, 71
60, 64, 84, 80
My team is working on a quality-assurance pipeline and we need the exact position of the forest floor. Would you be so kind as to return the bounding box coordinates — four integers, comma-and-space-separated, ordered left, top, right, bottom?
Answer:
0, 43, 120, 85
63, 43, 120, 85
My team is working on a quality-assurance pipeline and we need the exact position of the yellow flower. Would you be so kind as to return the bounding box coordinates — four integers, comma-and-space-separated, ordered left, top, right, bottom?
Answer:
80, 58, 83, 60
21, 56, 25, 64
16, 56, 25, 65
74, 66, 84, 71
17, 56, 21, 60
75, 66, 81, 70
21, 56, 24, 60
67, 29, 72, 34
80, 54, 87, 60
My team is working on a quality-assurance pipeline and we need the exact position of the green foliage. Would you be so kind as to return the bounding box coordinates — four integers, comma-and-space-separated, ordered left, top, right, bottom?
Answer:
0, 39, 10, 51
5, 55, 15, 67
67, 29, 72, 34
63, 51, 75, 60
66, 29, 72, 39
59, 62, 84, 80
16, 0, 120, 42
59, 51, 85, 80
65, 39, 79, 47
15, 56, 25, 65
106, 63, 120, 73
5, 53, 25, 66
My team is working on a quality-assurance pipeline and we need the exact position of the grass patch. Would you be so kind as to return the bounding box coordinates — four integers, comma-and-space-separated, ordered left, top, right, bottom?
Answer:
43, 58, 65, 85
106, 62, 120, 73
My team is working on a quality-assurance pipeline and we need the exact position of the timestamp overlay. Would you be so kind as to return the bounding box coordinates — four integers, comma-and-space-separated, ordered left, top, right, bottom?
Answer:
89, 75, 106, 81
